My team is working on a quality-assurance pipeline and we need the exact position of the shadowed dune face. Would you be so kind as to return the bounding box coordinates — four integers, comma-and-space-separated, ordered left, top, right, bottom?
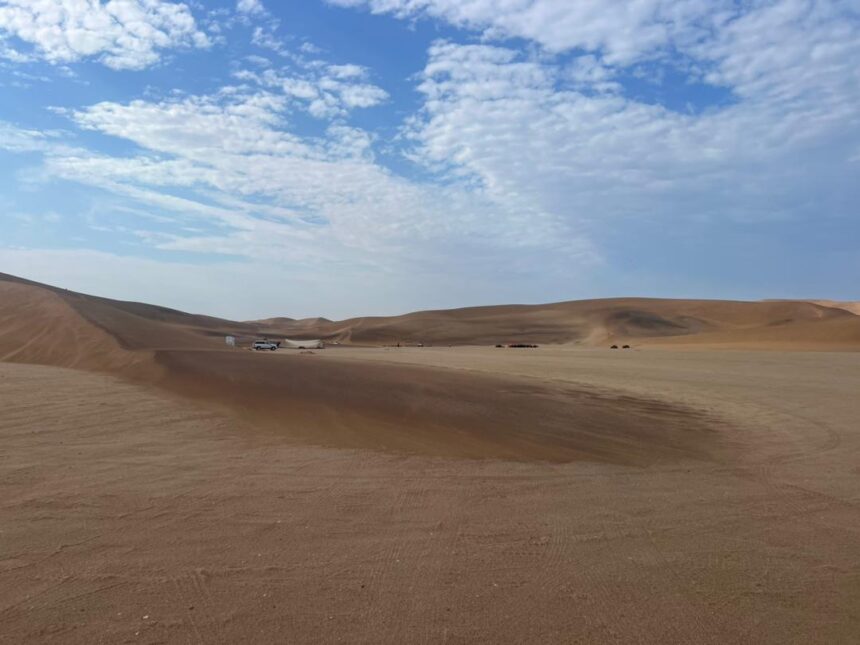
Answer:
154, 349, 728, 465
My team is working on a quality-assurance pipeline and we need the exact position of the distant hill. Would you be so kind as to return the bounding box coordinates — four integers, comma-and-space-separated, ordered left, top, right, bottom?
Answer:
258, 297, 860, 349
808, 300, 860, 316
1, 272, 858, 357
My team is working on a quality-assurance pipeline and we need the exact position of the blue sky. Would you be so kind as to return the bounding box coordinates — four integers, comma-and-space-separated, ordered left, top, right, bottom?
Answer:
0, 0, 858, 319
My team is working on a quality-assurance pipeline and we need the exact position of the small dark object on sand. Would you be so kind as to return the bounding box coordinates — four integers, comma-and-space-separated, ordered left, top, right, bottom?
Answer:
622, 345, 631, 349
508, 343, 539, 348
610, 345, 619, 349
495, 344, 504, 348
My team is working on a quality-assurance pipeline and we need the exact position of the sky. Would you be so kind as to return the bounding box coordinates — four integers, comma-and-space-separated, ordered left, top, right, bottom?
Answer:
0, 0, 858, 320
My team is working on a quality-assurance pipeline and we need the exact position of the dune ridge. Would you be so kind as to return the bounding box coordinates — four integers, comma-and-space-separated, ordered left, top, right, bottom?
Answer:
0, 280, 150, 375
808, 299, 860, 316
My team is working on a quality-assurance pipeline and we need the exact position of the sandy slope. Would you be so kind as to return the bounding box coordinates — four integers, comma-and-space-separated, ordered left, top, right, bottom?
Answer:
0, 272, 258, 352
809, 299, 860, 316
0, 281, 150, 374
155, 349, 725, 465
1, 352, 858, 644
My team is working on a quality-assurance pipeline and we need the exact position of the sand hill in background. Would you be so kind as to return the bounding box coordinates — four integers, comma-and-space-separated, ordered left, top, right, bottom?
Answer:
808, 299, 860, 316
4, 271, 857, 354
257, 296, 860, 350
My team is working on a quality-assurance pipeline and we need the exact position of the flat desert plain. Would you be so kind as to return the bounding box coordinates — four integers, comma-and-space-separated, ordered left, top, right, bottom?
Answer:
2, 345, 859, 644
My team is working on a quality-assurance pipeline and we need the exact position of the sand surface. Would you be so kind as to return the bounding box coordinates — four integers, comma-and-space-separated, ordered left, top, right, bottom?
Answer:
2, 348, 859, 643
2, 273, 859, 642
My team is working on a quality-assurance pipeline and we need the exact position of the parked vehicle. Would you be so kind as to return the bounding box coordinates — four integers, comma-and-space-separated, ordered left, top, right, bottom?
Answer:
252, 340, 279, 351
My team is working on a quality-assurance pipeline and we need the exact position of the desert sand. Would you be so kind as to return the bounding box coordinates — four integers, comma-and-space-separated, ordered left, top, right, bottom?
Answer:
1, 273, 859, 643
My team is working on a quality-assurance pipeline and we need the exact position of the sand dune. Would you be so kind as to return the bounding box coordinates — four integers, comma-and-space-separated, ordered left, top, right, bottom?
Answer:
258, 296, 860, 349
0, 272, 256, 351
0, 273, 724, 463
1, 271, 857, 461
2, 272, 860, 642
5, 272, 857, 355
808, 299, 860, 316
0, 280, 147, 374
155, 348, 725, 465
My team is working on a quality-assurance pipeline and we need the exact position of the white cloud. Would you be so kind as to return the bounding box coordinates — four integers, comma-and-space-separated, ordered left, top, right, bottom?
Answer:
405, 27, 860, 230
0, 0, 209, 70
327, 63, 365, 79
329, 0, 860, 97
328, 0, 725, 64
4, 0, 856, 314
236, 0, 265, 15
235, 62, 389, 118
245, 54, 271, 67
250, 24, 286, 55
0, 121, 65, 152
15, 80, 587, 280
566, 55, 620, 94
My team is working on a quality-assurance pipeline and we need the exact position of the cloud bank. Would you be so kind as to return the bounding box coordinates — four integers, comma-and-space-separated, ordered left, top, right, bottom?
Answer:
0, 0, 209, 69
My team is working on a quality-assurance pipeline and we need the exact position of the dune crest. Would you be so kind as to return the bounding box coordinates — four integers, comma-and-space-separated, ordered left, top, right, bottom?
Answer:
0, 281, 148, 374
808, 299, 860, 316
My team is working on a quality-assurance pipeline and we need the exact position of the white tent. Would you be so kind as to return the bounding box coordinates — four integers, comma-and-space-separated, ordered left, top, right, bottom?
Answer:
281, 338, 324, 349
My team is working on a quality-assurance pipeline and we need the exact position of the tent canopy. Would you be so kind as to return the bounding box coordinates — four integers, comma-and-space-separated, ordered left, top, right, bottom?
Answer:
281, 338, 324, 349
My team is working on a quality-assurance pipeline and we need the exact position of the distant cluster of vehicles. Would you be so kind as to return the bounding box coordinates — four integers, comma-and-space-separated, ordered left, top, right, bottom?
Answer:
252, 339, 633, 350
251, 339, 324, 351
